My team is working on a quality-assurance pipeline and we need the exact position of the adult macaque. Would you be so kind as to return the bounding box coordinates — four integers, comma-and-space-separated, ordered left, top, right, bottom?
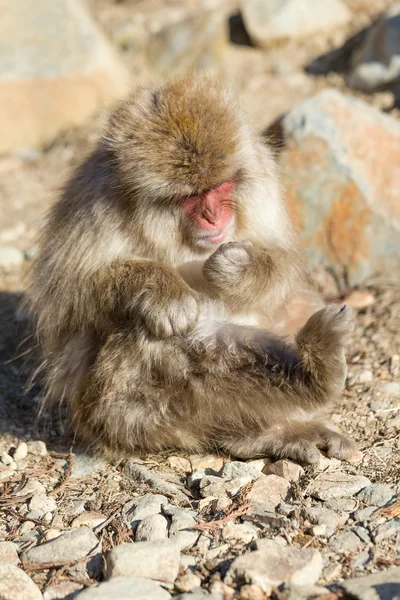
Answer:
30, 76, 360, 464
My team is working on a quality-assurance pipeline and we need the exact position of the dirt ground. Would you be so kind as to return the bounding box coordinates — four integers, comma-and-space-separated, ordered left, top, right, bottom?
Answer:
0, 0, 399, 596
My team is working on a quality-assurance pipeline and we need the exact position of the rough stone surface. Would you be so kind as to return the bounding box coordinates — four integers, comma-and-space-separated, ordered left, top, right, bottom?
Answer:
340, 566, 400, 600
0, 541, 20, 565
76, 576, 171, 599
168, 510, 200, 550
265, 460, 305, 482
225, 542, 323, 588
372, 518, 400, 542
301, 505, 348, 529
14, 441, 28, 460
349, 4, 400, 92
124, 461, 188, 503
122, 494, 169, 527
29, 493, 57, 515
0, 0, 128, 153
221, 461, 264, 481
26, 441, 48, 456
278, 89, 400, 286
21, 528, 99, 564
307, 472, 371, 500
43, 581, 82, 599
0, 564, 43, 600
135, 514, 168, 542
248, 475, 291, 512
112, 0, 229, 77
71, 454, 108, 478
105, 540, 180, 583
329, 530, 365, 553
242, 0, 350, 48
357, 484, 395, 507
221, 521, 258, 545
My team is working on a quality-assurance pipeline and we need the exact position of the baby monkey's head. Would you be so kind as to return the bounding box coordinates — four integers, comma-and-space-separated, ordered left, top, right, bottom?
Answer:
106, 75, 252, 249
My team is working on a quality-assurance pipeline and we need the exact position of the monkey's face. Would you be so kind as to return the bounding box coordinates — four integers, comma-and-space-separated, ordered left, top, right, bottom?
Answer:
181, 180, 234, 248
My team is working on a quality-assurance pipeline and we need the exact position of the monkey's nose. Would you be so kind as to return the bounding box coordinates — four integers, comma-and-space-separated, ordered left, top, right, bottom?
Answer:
202, 208, 219, 225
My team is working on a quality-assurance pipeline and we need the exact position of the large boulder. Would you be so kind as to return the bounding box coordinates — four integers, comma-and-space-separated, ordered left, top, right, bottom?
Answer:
276, 89, 400, 286
242, 0, 350, 48
0, 0, 129, 154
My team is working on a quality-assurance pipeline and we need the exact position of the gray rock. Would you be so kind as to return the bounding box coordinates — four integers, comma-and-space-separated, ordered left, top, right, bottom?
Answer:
124, 461, 189, 503
0, 542, 19, 565
349, 4, 400, 92
325, 498, 358, 512
220, 461, 263, 481
278, 89, 400, 286
277, 584, 330, 600
353, 506, 378, 522
76, 576, 171, 599
372, 518, 400, 542
301, 506, 348, 530
135, 514, 168, 542
22, 527, 99, 564
27, 441, 48, 456
175, 592, 221, 600
14, 442, 28, 460
113, 0, 228, 78
357, 484, 395, 507
221, 521, 257, 545
122, 494, 169, 527
29, 493, 57, 516
329, 530, 364, 554
265, 460, 304, 483
0, 0, 128, 154
0, 564, 42, 600
307, 472, 371, 501
352, 550, 371, 571
199, 475, 251, 499
0, 246, 24, 269
43, 581, 82, 599
353, 526, 371, 544
71, 454, 107, 478
187, 468, 207, 487
242, 0, 350, 48
169, 510, 199, 551
340, 566, 400, 600
248, 474, 291, 512
105, 540, 180, 583
174, 573, 202, 593
225, 541, 323, 587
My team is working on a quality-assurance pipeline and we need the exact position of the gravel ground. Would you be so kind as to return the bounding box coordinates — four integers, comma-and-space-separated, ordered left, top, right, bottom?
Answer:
0, 1, 399, 598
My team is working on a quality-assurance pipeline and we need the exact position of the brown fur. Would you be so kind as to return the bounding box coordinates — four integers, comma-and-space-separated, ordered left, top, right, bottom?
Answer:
29, 75, 359, 463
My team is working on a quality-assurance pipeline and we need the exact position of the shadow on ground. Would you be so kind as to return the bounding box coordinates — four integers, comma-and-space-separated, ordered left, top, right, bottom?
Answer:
0, 290, 72, 452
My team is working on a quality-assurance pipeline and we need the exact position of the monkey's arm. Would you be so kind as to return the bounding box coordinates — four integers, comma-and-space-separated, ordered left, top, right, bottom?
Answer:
91, 260, 200, 338
202, 242, 301, 315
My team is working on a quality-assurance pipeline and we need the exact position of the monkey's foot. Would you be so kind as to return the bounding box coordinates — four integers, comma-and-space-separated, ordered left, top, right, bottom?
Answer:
297, 303, 354, 353
278, 423, 362, 465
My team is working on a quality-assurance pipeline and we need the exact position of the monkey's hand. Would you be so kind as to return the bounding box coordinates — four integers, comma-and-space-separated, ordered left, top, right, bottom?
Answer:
203, 241, 286, 310
138, 281, 200, 339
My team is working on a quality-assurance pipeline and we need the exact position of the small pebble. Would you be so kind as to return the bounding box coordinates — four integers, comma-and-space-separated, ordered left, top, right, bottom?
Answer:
26, 441, 47, 456
13, 442, 28, 461
175, 573, 202, 592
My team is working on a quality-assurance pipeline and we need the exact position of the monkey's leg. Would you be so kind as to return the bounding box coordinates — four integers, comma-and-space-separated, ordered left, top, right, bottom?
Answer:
191, 303, 358, 463
73, 305, 357, 463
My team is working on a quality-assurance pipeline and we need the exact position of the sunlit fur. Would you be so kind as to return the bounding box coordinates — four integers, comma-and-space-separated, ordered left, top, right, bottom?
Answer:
29, 75, 359, 463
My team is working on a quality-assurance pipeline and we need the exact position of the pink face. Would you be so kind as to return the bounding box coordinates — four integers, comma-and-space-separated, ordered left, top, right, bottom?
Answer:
182, 181, 233, 246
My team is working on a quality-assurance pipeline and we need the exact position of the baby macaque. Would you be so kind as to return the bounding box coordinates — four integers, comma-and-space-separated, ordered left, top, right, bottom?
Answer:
30, 75, 360, 464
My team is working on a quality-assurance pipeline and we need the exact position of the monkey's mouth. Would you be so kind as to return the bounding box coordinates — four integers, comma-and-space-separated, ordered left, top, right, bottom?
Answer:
200, 230, 227, 244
